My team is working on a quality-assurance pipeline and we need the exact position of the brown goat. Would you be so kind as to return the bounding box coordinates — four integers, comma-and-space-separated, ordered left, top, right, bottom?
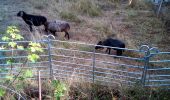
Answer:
44, 20, 70, 39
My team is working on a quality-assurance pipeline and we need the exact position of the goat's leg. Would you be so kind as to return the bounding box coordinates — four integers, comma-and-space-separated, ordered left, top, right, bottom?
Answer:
65, 31, 70, 40
116, 50, 122, 56
106, 48, 111, 54
44, 26, 48, 32
52, 32, 57, 37
29, 25, 33, 32
106, 48, 109, 53
49, 31, 57, 37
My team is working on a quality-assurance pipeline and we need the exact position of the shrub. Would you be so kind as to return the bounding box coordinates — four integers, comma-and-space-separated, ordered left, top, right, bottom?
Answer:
0, 26, 44, 99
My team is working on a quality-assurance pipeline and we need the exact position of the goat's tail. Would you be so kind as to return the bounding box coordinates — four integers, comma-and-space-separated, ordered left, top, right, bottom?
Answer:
43, 21, 48, 32
66, 23, 70, 31
122, 44, 125, 52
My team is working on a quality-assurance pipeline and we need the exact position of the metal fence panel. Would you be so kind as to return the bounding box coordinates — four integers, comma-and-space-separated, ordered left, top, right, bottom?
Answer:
0, 36, 170, 88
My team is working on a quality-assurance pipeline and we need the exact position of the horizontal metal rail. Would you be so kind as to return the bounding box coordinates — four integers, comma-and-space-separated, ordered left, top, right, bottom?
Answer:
93, 70, 141, 80
148, 68, 170, 71
0, 48, 48, 52
0, 61, 49, 66
145, 84, 170, 87
95, 66, 142, 75
0, 54, 49, 59
51, 40, 144, 52
51, 54, 93, 62
147, 79, 170, 82
52, 60, 142, 75
52, 54, 144, 69
148, 75, 170, 78
52, 64, 140, 80
149, 60, 170, 63
53, 73, 93, 82
95, 59, 144, 69
53, 68, 92, 77
52, 64, 93, 72
52, 47, 144, 60
52, 60, 92, 68
94, 75, 136, 84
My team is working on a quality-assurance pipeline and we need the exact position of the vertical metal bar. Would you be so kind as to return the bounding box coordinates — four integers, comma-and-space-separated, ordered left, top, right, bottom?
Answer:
47, 37, 53, 79
38, 71, 42, 100
157, 0, 163, 17
141, 51, 150, 86
92, 46, 96, 83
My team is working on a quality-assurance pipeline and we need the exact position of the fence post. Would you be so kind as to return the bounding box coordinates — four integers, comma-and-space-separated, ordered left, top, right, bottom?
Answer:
140, 45, 150, 86
38, 71, 42, 100
157, 0, 163, 17
92, 46, 96, 83
43, 35, 55, 80
142, 54, 150, 86
47, 36, 53, 80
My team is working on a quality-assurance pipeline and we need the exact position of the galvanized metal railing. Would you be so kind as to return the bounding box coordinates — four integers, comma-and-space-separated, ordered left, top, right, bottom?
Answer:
0, 35, 170, 88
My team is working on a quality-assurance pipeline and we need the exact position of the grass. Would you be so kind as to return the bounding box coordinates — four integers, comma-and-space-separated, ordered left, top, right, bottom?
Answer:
93, 22, 113, 39
59, 11, 81, 23
123, 84, 170, 100
30, 0, 48, 10
127, 0, 153, 10
1, 78, 170, 99
0, 0, 170, 99
72, 0, 102, 17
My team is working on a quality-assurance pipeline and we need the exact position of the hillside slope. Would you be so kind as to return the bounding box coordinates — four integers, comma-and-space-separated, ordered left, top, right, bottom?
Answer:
0, 0, 169, 51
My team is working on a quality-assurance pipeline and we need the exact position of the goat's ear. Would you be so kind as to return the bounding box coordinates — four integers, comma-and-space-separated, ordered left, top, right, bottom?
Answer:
97, 41, 102, 45
20, 11, 24, 17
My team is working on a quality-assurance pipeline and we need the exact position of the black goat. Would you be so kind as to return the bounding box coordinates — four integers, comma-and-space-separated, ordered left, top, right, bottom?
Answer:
95, 38, 125, 56
17, 11, 47, 31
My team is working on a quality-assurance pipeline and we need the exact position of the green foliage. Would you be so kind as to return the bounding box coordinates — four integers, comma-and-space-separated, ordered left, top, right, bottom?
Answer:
2, 26, 24, 49
5, 26, 23, 41
28, 42, 43, 53
17, 69, 33, 81
27, 54, 40, 62
0, 88, 6, 97
52, 80, 67, 100
27, 42, 43, 62
0, 25, 43, 98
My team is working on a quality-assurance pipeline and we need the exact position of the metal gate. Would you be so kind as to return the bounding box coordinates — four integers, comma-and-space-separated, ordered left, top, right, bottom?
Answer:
0, 36, 170, 88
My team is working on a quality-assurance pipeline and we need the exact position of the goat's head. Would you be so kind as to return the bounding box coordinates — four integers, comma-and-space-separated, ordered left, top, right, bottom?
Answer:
17, 11, 26, 17
95, 41, 104, 50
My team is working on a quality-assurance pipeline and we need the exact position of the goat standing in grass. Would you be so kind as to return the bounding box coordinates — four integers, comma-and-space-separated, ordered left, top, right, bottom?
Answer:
44, 20, 70, 40
95, 38, 125, 56
17, 11, 47, 32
